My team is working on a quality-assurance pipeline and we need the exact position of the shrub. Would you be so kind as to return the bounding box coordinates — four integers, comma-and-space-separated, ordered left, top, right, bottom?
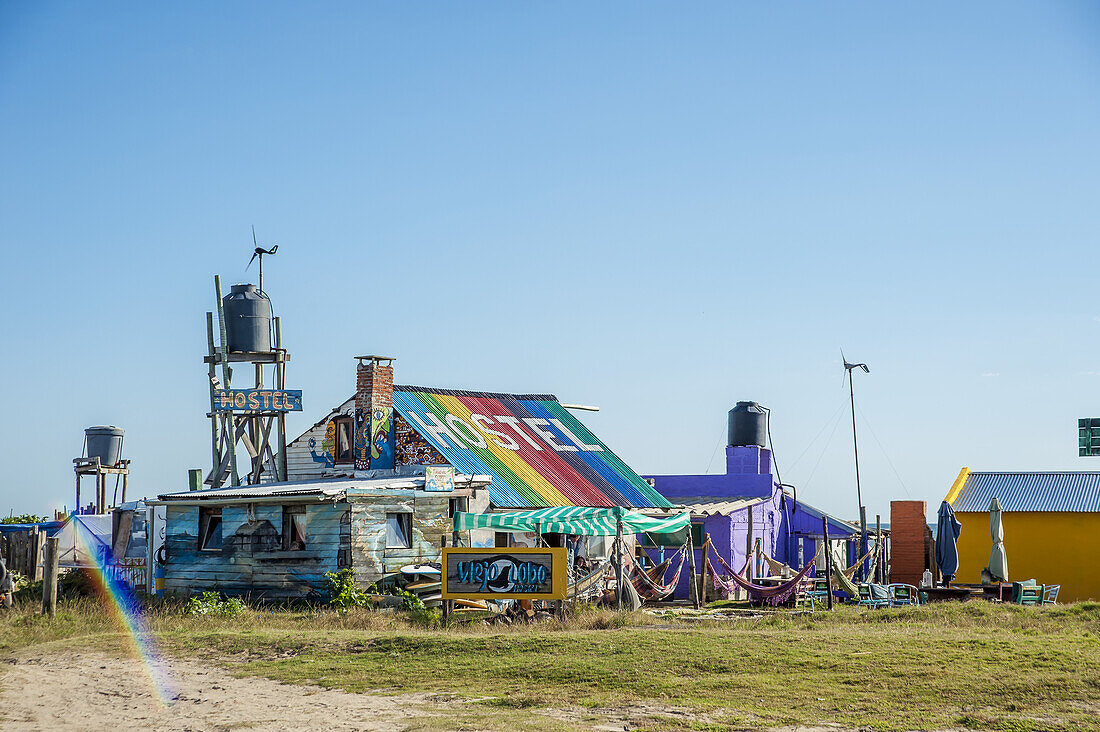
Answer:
1, 514, 49, 525
325, 568, 368, 609
185, 591, 246, 616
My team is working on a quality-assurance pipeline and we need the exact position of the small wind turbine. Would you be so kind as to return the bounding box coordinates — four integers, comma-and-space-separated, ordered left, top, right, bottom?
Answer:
843, 349, 870, 580
247, 226, 278, 294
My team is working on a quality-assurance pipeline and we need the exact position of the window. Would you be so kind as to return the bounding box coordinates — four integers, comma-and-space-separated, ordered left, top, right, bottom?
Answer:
494, 532, 510, 548
448, 497, 467, 518
386, 513, 412, 549
198, 507, 222, 551
283, 506, 307, 550
333, 416, 354, 465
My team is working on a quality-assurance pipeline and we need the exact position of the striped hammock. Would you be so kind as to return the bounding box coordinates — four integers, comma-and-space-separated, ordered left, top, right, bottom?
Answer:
631, 545, 688, 599
705, 543, 818, 607
453, 507, 690, 536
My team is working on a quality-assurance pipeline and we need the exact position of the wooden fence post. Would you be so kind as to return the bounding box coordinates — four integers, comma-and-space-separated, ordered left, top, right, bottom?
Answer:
42, 536, 60, 617
614, 519, 623, 612
440, 535, 450, 624
686, 527, 700, 610
821, 517, 834, 611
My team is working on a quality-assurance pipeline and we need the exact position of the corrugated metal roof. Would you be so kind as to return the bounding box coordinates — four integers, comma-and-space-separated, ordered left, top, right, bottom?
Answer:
394, 387, 672, 510
156, 475, 488, 501
683, 498, 768, 516
950, 472, 1100, 513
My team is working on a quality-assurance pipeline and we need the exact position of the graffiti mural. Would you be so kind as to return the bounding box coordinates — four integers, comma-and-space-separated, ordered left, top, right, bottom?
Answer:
371, 407, 395, 470
394, 413, 447, 466
309, 421, 336, 467
354, 408, 370, 470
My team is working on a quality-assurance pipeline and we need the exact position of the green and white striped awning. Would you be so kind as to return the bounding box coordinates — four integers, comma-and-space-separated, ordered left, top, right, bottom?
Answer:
453, 506, 690, 536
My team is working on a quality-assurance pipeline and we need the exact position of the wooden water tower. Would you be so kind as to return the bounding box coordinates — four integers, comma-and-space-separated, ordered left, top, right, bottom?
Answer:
203, 271, 299, 489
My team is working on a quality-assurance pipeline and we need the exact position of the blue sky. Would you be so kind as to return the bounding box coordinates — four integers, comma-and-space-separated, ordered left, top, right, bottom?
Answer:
2, 2, 1100, 522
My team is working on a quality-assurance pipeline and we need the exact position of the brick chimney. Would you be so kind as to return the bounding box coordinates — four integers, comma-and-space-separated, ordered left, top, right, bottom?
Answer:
355, 355, 394, 415
354, 355, 395, 469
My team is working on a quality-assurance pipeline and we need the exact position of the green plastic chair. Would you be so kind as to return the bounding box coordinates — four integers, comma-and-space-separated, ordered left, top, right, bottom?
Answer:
1015, 585, 1043, 606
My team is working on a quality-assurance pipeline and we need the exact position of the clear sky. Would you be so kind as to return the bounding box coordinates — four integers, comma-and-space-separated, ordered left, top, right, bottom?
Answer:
2, 2, 1100, 523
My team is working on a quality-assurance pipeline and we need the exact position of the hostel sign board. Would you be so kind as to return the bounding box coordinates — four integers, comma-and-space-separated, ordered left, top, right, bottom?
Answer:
213, 389, 303, 412
424, 465, 455, 492
441, 547, 567, 601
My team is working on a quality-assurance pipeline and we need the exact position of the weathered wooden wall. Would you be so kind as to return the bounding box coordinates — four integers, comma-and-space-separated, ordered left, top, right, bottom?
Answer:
0, 528, 44, 581
163, 501, 348, 599
348, 487, 451, 587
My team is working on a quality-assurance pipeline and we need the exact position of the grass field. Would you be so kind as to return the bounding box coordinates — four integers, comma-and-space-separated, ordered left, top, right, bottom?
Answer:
2, 598, 1099, 730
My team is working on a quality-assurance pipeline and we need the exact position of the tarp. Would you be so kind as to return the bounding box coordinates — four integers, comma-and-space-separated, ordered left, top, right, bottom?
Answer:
453, 507, 690, 536
988, 497, 1008, 582
54, 514, 112, 569
935, 500, 963, 584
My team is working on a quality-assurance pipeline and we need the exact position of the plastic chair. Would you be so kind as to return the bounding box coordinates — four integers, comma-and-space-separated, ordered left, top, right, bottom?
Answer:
1042, 584, 1060, 605
858, 584, 889, 609
805, 578, 830, 607
1016, 585, 1043, 606
888, 583, 920, 607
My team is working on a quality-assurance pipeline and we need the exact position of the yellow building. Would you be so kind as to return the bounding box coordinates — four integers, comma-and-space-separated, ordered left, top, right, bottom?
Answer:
944, 468, 1100, 602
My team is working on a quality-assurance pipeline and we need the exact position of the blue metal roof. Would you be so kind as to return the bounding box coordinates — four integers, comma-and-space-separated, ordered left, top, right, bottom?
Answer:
951, 472, 1100, 513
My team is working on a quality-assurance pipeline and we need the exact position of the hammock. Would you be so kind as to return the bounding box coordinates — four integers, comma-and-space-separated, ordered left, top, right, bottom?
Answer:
631, 545, 688, 599
568, 557, 613, 600
842, 545, 876, 579
705, 543, 818, 607
830, 559, 860, 596
761, 553, 795, 578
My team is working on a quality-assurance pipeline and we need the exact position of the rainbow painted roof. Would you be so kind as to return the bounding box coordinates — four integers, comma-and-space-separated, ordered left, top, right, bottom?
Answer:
393, 387, 672, 509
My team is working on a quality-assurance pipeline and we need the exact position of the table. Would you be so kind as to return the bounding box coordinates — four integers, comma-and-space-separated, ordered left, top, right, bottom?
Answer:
920, 586, 973, 603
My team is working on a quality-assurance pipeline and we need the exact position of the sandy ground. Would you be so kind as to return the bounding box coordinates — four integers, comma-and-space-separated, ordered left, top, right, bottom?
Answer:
0, 649, 950, 731
0, 650, 461, 731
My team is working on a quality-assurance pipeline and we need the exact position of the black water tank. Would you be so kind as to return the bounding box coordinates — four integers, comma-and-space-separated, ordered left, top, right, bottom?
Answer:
728, 401, 767, 447
223, 284, 272, 352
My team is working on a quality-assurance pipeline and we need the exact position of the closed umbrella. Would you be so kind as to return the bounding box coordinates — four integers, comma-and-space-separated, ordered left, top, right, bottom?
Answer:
988, 497, 1008, 582
935, 500, 962, 585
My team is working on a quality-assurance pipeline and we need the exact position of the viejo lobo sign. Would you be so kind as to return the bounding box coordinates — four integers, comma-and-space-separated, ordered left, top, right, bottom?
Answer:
441, 547, 567, 600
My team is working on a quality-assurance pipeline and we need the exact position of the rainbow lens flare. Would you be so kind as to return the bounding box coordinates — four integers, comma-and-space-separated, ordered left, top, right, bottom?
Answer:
72, 520, 176, 706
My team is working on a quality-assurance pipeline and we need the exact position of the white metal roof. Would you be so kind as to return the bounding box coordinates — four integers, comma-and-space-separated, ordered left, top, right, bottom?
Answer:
155, 475, 491, 502
682, 497, 770, 516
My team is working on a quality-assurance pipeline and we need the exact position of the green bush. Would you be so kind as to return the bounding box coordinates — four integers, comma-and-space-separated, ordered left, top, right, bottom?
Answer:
325, 568, 368, 609
1, 514, 49, 525
185, 591, 246, 616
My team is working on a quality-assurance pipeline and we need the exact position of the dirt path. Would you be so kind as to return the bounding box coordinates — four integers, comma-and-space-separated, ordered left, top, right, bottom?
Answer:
0, 650, 459, 731
0, 649, 944, 731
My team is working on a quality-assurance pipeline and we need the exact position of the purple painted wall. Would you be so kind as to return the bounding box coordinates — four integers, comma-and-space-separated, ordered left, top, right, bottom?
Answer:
643, 445, 856, 600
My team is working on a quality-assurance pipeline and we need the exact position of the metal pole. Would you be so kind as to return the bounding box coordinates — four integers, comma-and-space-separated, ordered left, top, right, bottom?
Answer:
848, 368, 868, 580
859, 506, 868, 583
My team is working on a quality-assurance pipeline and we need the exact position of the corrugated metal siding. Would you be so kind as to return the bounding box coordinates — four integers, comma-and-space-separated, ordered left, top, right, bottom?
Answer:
952, 472, 1100, 513
393, 387, 671, 509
